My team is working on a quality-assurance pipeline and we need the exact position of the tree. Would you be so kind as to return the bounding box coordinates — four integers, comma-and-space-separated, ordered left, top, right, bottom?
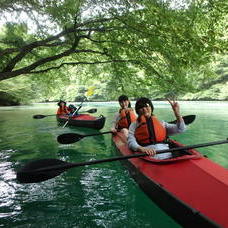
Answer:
0, 0, 227, 99
0, 0, 138, 81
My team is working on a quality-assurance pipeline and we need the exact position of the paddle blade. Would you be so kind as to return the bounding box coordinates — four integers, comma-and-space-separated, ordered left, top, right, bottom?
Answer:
183, 115, 196, 125
17, 159, 68, 183
87, 108, 97, 113
169, 115, 196, 125
57, 133, 83, 144
33, 114, 46, 119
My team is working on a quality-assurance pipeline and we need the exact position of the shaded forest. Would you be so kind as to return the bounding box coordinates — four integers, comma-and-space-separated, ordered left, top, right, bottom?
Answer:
0, 0, 227, 105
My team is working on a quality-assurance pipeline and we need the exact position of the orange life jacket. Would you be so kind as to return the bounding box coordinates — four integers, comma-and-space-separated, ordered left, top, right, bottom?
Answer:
57, 106, 69, 115
135, 115, 167, 145
117, 108, 137, 129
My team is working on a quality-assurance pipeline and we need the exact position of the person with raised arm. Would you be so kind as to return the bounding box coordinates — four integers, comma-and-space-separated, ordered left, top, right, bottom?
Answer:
128, 97, 186, 159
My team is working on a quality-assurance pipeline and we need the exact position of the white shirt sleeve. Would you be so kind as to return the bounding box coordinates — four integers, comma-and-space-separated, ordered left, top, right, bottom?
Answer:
162, 119, 187, 136
127, 122, 141, 151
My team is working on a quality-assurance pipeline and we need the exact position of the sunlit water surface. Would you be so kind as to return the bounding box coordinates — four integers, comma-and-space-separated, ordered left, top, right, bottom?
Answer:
0, 101, 228, 227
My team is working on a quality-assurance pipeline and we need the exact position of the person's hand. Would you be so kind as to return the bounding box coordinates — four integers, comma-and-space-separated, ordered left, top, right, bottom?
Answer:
111, 128, 117, 135
166, 98, 181, 118
138, 147, 156, 156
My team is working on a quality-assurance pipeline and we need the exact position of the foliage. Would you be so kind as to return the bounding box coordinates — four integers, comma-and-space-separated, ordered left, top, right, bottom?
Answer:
183, 54, 228, 100
0, 75, 37, 104
0, 91, 20, 105
0, 0, 227, 103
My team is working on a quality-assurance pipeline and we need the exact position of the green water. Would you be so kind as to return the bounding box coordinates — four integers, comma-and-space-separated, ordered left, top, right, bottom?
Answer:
0, 101, 228, 228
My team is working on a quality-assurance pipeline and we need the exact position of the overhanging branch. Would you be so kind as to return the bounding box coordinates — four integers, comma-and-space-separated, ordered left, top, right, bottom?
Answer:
30, 59, 140, 74
0, 20, 123, 73
0, 46, 130, 80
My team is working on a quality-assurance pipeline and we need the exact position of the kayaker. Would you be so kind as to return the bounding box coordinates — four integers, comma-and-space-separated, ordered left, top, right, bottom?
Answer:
111, 95, 137, 137
68, 104, 78, 115
56, 100, 71, 115
128, 97, 186, 159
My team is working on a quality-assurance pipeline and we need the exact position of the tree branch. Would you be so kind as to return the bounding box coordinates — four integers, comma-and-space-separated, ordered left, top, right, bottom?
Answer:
0, 47, 122, 80
30, 59, 140, 74
0, 47, 20, 57
0, 17, 121, 73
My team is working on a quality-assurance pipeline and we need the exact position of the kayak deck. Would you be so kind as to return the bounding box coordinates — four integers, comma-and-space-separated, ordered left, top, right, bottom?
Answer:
112, 132, 228, 228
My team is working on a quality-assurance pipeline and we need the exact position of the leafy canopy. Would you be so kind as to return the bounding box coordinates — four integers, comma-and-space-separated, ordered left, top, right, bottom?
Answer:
0, 0, 227, 101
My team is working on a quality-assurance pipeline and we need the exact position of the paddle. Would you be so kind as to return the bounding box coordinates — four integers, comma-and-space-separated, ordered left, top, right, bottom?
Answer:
62, 100, 84, 128
17, 138, 228, 183
57, 115, 196, 144
74, 102, 83, 115
81, 108, 97, 114
169, 115, 196, 125
33, 114, 56, 119
57, 131, 112, 144
62, 109, 78, 128
33, 109, 97, 119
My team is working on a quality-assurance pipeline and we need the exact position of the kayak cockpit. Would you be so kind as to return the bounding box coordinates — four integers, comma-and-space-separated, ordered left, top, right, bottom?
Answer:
140, 139, 203, 164
115, 132, 202, 164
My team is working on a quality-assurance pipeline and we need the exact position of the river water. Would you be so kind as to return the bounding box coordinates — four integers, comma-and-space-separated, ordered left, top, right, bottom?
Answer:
0, 101, 228, 227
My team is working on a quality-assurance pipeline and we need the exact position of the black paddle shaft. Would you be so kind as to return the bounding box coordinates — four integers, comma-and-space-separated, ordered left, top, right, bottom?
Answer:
27, 138, 228, 172
17, 138, 228, 183
82, 131, 112, 137
33, 108, 96, 119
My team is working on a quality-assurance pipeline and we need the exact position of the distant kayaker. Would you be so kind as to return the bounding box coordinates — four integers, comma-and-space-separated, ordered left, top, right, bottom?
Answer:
111, 95, 137, 137
128, 97, 186, 159
68, 104, 77, 115
56, 100, 71, 115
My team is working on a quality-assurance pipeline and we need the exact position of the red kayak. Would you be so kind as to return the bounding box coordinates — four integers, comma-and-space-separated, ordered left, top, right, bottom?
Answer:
56, 114, 105, 130
112, 132, 228, 228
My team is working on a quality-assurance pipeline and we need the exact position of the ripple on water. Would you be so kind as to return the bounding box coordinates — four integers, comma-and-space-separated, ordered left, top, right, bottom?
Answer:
78, 166, 136, 226
0, 164, 22, 223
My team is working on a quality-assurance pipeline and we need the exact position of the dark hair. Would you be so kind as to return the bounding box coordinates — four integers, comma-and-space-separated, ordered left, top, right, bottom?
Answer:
57, 100, 66, 107
135, 97, 154, 114
118, 95, 131, 108
118, 95, 128, 102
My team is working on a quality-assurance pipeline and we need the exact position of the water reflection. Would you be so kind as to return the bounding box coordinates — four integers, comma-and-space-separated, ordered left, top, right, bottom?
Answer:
0, 156, 21, 223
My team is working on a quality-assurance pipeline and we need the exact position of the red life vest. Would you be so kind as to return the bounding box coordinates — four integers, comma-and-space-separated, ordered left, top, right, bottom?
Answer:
135, 115, 167, 145
117, 108, 137, 129
57, 106, 69, 115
